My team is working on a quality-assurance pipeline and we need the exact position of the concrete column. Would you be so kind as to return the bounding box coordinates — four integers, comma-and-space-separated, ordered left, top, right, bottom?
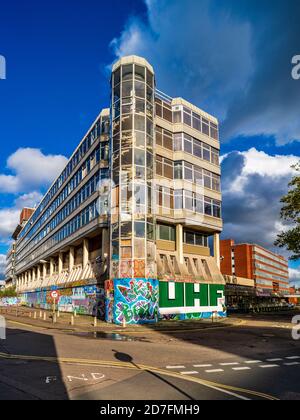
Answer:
69, 247, 75, 272
37, 265, 41, 281
176, 224, 184, 265
214, 233, 221, 269
28, 270, 32, 283
50, 258, 54, 277
43, 263, 47, 279
32, 268, 36, 283
58, 253, 63, 274
83, 239, 89, 268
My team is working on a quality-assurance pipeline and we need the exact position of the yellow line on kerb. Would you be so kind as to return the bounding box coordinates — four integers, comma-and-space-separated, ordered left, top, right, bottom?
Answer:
6, 318, 247, 335
0, 352, 278, 401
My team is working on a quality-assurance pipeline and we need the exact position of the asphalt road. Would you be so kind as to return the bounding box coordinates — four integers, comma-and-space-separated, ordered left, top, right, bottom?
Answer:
0, 312, 299, 400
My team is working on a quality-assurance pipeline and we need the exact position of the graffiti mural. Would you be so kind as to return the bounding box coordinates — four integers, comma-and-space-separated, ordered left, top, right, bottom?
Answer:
19, 285, 105, 319
0, 297, 21, 307
105, 280, 114, 323
159, 281, 227, 320
107, 278, 159, 325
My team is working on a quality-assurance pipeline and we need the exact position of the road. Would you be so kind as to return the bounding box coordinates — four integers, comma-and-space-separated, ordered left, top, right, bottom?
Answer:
0, 312, 299, 400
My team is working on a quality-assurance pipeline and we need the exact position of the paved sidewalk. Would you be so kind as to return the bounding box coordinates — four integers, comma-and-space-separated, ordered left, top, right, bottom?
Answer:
0, 305, 237, 334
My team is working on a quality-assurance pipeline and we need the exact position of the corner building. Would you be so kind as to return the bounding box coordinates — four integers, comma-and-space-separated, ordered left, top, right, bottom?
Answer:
11, 56, 225, 324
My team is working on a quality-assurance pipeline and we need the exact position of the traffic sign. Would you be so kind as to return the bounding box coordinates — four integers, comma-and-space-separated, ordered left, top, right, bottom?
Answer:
50, 291, 59, 300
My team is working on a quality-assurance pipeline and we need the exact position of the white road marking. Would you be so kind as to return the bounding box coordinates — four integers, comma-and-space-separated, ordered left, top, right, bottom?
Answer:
205, 369, 224, 373
180, 371, 199, 375
244, 360, 262, 364
166, 365, 185, 369
284, 362, 300, 366
220, 362, 240, 366
259, 364, 279, 369
232, 367, 251, 371
286, 356, 300, 360
266, 358, 282, 362
193, 364, 212, 368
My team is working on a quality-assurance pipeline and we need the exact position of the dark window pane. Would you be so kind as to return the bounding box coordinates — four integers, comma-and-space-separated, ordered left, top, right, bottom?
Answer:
135, 65, 145, 81
122, 64, 133, 81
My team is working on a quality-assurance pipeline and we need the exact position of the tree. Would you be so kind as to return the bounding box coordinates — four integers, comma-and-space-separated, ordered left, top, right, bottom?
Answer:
0, 286, 17, 298
275, 163, 300, 260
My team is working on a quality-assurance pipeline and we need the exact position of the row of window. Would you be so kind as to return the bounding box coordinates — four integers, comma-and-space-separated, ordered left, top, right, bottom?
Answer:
156, 155, 221, 192
15, 172, 108, 265
18, 141, 109, 248
16, 200, 99, 273
174, 190, 222, 218
255, 270, 288, 283
254, 262, 289, 277
173, 105, 219, 140
156, 223, 209, 247
174, 161, 221, 192
174, 133, 219, 165
113, 81, 154, 104
113, 98, 154, 120
156, 128, 219, 166
155, 98, 219, 141
113, 114, 154, 138
113, 64, 154, 88
18, 117, 109, 242
254, 252, 288, 272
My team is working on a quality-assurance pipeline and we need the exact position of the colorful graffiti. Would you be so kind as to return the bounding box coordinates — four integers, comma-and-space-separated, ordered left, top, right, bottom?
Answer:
105, 280, 114, 323
0, 297, 21, 307
159, 281, 227, 319
20, 285, 105, 318
105, 278, 159, 325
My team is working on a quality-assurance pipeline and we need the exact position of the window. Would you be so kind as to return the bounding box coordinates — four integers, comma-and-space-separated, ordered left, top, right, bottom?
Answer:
157, 224, 175, 241
122, 81, 133, 98
135, 65, 145, 82
122, 65, 133, 81
202, 118, 210, 136
174, 162, 183, 179
184, 134, 193, 154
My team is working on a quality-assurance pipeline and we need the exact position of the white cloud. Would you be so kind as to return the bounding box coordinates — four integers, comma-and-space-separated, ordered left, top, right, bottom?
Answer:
0, 148, 67, 194
221, 148, 299, 257
111, 0, 253, 120
110, 0, 300, 144
289, 268, 300, 287
0, 191, 43, 244
224, 148, 299, 194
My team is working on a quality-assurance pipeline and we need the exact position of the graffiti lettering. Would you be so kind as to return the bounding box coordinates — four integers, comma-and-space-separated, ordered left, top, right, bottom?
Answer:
159, 282, 226, 317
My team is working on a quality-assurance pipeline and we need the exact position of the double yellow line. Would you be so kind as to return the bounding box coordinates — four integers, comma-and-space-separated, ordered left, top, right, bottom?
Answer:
0, 351, 279, 400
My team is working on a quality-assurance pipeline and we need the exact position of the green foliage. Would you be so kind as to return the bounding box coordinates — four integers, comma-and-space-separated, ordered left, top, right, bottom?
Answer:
275, 163, 300, 260
0, 286, 17, 298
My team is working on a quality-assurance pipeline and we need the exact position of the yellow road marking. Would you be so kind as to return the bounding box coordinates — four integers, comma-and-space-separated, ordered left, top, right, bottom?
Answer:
6, 317, 246, 335
0, 351, 278, 400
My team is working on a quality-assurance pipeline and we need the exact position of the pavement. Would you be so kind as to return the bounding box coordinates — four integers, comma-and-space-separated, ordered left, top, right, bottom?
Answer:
0, 307, 300, 400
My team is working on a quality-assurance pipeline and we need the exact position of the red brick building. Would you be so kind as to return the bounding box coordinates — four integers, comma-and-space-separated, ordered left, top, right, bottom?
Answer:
220, 239, 289, 297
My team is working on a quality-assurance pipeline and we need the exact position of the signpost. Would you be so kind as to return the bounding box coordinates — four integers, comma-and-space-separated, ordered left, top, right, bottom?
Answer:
50, 291, 59, 317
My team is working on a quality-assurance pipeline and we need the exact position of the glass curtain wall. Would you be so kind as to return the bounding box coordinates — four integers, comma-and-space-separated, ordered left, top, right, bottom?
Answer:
110, 60, 156, 279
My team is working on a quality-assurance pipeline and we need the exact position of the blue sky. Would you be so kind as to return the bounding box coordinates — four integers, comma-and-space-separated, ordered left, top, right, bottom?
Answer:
0, 0, 299, 284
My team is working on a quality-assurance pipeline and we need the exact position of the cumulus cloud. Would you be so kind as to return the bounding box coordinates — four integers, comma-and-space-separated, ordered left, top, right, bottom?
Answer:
289, 268, 300, 287
0, 148, 67, 194
221, 148, 299, 256
110, 0, 300, 144
0, 192, 43, 244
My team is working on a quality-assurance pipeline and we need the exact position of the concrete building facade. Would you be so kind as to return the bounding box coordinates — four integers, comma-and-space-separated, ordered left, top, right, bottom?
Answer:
220, 239, 289, 297
7, 56, 225, 324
